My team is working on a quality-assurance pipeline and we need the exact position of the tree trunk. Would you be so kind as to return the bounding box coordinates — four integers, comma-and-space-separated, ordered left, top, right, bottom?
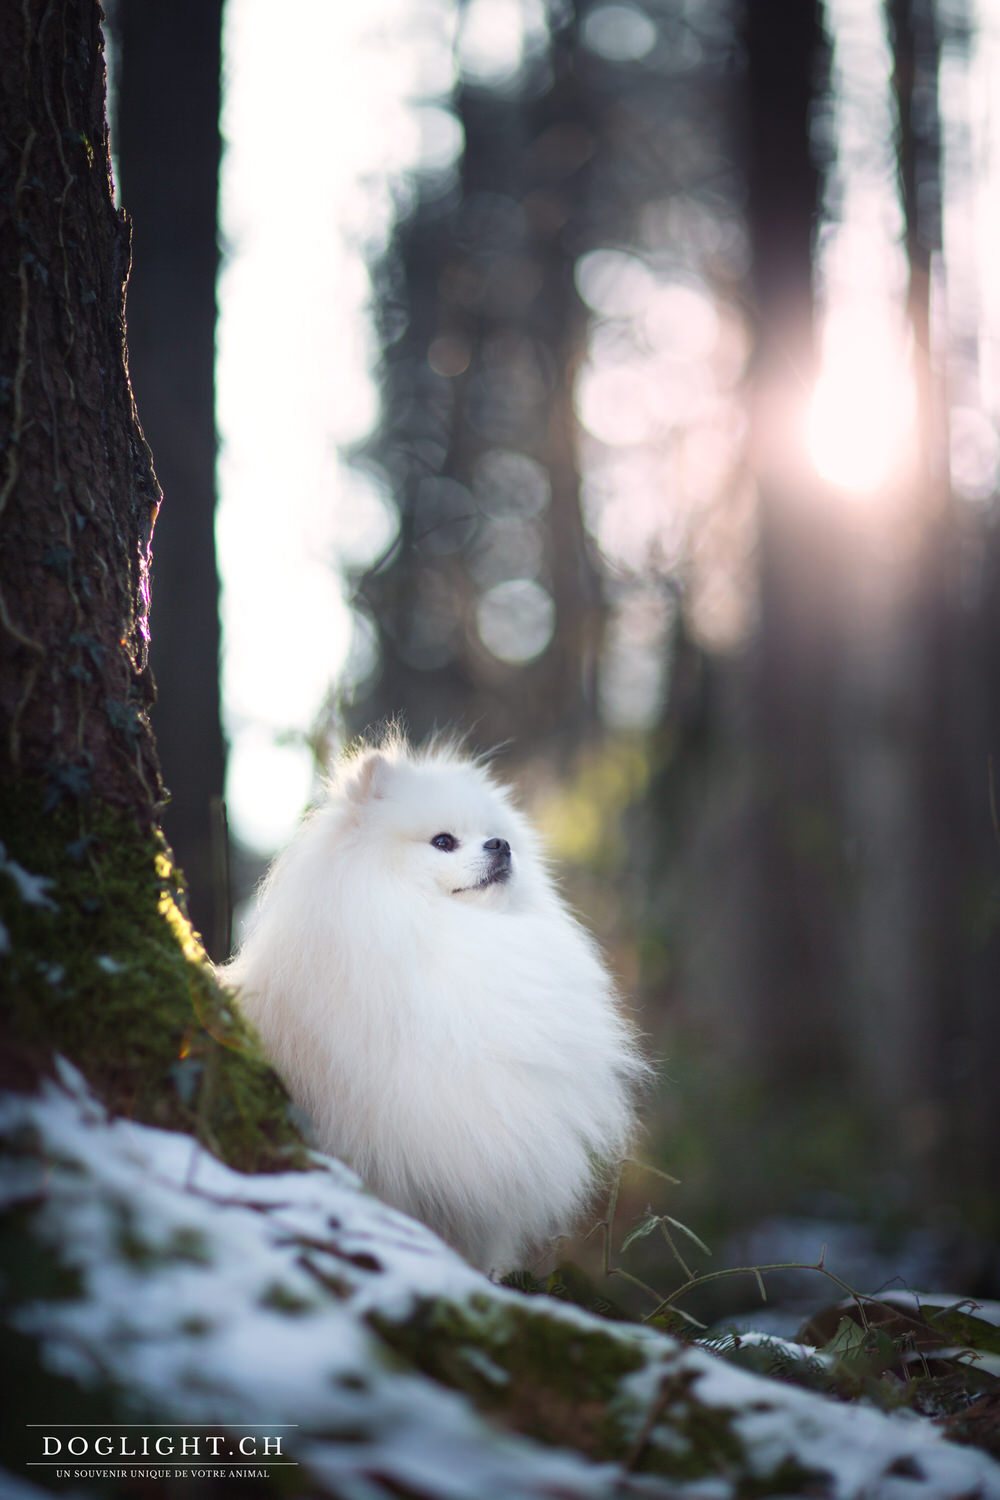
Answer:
0, 0, 294, 1170
0, 0, 161, 816
352, 17, 604, 754
741, 0, 845, 1084
112, 0, 227, 956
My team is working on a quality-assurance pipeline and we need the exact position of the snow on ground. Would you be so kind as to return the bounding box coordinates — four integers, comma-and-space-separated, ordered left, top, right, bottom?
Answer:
2, 1067, 999, 1499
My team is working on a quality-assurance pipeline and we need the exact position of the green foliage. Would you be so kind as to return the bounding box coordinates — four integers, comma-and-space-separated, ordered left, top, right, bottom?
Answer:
573, 1159, 1000, 1451
705, 1292, 1000, 1440
536, 738, 652, 874
927, 1303, 1000, 1358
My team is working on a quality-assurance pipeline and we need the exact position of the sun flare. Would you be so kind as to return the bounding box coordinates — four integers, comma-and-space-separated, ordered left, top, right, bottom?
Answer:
805, 316, 916, 493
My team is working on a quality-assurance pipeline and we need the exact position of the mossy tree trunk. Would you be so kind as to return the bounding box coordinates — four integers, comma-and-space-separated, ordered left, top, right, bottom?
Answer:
0, 0, 296, 1169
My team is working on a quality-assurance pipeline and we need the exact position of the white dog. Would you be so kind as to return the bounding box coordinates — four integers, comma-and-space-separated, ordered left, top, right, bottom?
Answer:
226, 734, 648, 1272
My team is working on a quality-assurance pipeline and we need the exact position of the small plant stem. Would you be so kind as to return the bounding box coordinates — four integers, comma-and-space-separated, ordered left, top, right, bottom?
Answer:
602, 1164, 622, 1277
658, 1221, 694, 1281
621, 1156, 681, 1186
643, 1259, 875, 1328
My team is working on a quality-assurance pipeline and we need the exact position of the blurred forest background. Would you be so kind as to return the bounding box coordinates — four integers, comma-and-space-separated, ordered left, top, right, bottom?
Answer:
108, 0, 1000, 1318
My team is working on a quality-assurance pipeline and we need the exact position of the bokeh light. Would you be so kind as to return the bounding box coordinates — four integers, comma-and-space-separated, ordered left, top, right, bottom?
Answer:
477, 578, 556, 663
581, 3, 658, 64
806, 313, 916, 493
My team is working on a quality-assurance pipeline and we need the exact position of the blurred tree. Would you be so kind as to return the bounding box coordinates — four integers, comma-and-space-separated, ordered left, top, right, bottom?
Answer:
649, 0, 1000, 1234
888, 0, 943, 481
883, 0, 1000, 1201
827, 0, 949, 1190
110, 0, 227, 955
348, 0, 745, 756
350, 7, 604, 752
741, 0, 842, 1086
634, 0, 839, 1091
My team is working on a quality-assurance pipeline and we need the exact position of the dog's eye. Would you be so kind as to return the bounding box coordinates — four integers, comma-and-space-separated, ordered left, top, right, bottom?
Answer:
431, 832, 458, 852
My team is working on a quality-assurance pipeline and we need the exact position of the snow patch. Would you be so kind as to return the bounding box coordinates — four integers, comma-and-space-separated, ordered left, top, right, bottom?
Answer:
2, 1077, 999, 1500
0, 841, 58, 911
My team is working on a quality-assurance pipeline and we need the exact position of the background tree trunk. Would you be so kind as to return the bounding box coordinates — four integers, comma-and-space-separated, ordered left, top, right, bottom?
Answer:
111, 0, 227, 956
740, 0, 843, 1083
351, 10, 604, 754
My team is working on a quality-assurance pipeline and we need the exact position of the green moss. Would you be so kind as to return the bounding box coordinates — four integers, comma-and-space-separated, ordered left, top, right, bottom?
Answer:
0, 1205, 84, 1306
258, 1282, 317, 1315
369, 1293, 835, 1489
505, 1259, 635, 1322
371, 1294, 749, 1477
370, 1294, 646, 1458
178, 1314, 215, 1336
615, 1368, 749, 1481
0, 782, 307, 1174
112, 1201, 213, 1269
737, 1458, 835, 1497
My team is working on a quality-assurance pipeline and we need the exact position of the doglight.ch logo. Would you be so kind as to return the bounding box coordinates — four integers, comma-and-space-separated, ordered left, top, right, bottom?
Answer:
26, 1425, 299, 1482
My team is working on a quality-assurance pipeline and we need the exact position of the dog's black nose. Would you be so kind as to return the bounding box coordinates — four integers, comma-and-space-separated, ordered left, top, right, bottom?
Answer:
484, 837, 511, 858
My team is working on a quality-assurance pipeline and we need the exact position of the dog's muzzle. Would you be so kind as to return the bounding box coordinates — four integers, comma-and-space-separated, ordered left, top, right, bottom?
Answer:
481, 837, 512, 887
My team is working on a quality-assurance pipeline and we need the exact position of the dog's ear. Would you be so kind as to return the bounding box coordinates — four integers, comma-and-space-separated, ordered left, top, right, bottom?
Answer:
344, 749, 392, 805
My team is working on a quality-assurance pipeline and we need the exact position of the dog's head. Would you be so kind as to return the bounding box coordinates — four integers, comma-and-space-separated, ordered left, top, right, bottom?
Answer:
339, 740, 536, 909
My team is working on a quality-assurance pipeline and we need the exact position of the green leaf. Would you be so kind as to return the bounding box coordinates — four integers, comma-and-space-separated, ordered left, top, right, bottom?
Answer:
621, 1213, 662, 1253
924, 1303, 1000, 1358
822, 1317, 870, 1360
661, 1215, 712, 1257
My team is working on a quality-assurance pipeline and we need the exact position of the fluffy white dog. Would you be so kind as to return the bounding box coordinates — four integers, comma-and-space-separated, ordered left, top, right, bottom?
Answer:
226, 734, 647, 1272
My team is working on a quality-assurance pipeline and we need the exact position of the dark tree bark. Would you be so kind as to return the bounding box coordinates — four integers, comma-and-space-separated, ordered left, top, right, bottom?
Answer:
886, 0, 1000, 1200
0, 0, 161, 816
742, 0, 845, 1083
112, 0, 227, 955
0, 0, 294, 1168
887, 0, 943, 484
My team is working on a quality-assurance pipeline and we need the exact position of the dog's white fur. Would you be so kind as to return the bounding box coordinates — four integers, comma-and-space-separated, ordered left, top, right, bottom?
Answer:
225, 734, 647, 1272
